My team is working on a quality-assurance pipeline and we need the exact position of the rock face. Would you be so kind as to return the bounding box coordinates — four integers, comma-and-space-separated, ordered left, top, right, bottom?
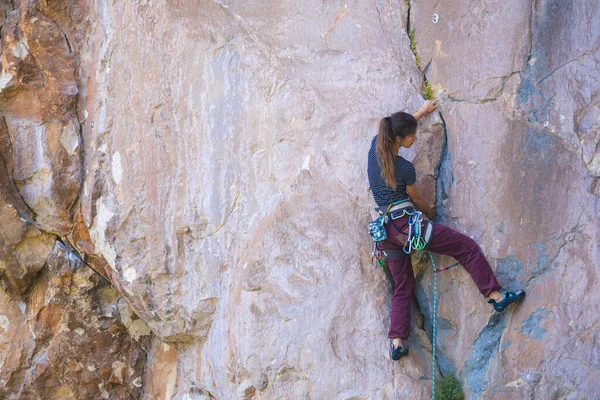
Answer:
0, 0, 598, 399
79, 1, 442, 397
16, 242, 149, 399
0, 1, 151, 398
0, 0, 81, 235
0, 241, 150, 399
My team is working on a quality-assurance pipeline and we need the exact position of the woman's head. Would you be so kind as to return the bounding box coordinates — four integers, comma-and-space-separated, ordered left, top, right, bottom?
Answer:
376, 112, 417, 190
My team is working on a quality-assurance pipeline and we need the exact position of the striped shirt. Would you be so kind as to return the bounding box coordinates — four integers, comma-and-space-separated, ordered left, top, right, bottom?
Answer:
367, 135, 416, 206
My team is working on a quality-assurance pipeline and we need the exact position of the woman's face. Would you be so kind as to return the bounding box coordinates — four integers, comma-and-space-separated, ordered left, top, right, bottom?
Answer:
398, 132, 417, 148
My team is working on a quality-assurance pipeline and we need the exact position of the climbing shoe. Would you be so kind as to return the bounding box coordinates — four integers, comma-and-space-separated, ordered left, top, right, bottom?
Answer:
488, 290, 526, 312
390, 343, 409, 361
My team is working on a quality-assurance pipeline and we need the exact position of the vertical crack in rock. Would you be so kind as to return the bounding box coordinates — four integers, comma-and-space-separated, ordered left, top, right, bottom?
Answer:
525, 210, 585, 287
461, 313, 508, 396
526, 1, 535, 67
68, 121, 86, 225
432, 111, 453, 224
402, 7, 456, 382
0, 116, 35, 223
390, 2, 480, 394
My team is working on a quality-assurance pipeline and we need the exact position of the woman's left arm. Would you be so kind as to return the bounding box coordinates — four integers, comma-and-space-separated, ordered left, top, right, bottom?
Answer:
407, 183, 435, 220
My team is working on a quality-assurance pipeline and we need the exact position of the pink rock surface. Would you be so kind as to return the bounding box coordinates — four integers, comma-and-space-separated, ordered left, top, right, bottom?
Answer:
0, 0, 598, 399
411, 0, 599, 398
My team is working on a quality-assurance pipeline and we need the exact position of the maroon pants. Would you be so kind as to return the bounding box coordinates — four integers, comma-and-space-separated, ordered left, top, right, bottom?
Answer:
383, 217, 501, 340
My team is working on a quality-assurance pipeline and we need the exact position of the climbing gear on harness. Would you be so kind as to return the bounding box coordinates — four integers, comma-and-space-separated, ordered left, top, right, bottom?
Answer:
370, 243, 387, 269
369, 200, 435, 268
429, 252, 439, 400
369, 203, 392, 242
369, 203, 393, 269
376, 200, 434, 253
403, 210, 429, 254
369, 200, 413, 268
390, 342, 409, 361
488, 289, 526, 312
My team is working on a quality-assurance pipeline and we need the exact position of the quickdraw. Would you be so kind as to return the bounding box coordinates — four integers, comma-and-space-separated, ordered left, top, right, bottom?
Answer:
371, 242, 387, 269
434, 261, 460, 273
403, 210, 428, 254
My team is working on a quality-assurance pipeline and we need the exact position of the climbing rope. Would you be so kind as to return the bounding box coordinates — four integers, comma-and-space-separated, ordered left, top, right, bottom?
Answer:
406, 212, 440, 398
429, 251, 438, 400
427, 252, 460, 399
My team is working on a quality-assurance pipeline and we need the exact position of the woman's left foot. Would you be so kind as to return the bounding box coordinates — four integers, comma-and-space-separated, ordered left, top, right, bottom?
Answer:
488, 290, 526, 312
390, 343, 409, 361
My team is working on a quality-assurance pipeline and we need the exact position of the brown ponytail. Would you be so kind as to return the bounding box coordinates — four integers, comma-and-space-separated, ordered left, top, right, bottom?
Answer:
376, 112, 418, 190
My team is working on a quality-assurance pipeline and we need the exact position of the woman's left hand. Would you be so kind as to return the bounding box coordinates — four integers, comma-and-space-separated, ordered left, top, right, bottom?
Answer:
420, 100, 437, 114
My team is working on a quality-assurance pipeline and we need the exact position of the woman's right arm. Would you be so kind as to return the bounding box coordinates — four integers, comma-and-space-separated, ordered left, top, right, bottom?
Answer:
406, 184, 435, 220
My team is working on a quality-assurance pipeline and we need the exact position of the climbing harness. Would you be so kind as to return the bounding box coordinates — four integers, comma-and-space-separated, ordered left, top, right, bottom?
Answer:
369, 200, 420, 268
369, 200, 434, 268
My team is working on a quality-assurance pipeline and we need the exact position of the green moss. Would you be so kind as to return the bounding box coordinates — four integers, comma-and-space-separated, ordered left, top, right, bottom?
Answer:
423, 80, 434, 100
408, 27, 435, 99
408, 28, 420, 68
32, 211, 37, 222
435, 375, 465, 400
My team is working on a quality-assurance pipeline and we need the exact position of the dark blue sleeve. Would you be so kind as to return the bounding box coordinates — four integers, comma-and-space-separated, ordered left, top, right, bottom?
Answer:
404, 163, 416, 186
395, 159, 416, 186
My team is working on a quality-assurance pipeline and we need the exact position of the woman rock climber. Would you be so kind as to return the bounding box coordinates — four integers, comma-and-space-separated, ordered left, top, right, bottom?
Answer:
367, 100, 525, 361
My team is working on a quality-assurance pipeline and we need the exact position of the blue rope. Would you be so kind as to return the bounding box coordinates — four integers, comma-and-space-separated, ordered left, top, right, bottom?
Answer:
429, 251, 438, 400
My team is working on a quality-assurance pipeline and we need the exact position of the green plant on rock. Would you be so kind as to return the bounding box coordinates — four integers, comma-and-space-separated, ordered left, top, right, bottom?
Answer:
408, 27, 436, 100
408, 28, 420, 68
423, 79, 434, 100
435, 374, 464, 400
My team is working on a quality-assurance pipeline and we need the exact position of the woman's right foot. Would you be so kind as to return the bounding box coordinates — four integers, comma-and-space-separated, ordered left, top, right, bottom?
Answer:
390, 343, 409, 361
488, 290, 526, 312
